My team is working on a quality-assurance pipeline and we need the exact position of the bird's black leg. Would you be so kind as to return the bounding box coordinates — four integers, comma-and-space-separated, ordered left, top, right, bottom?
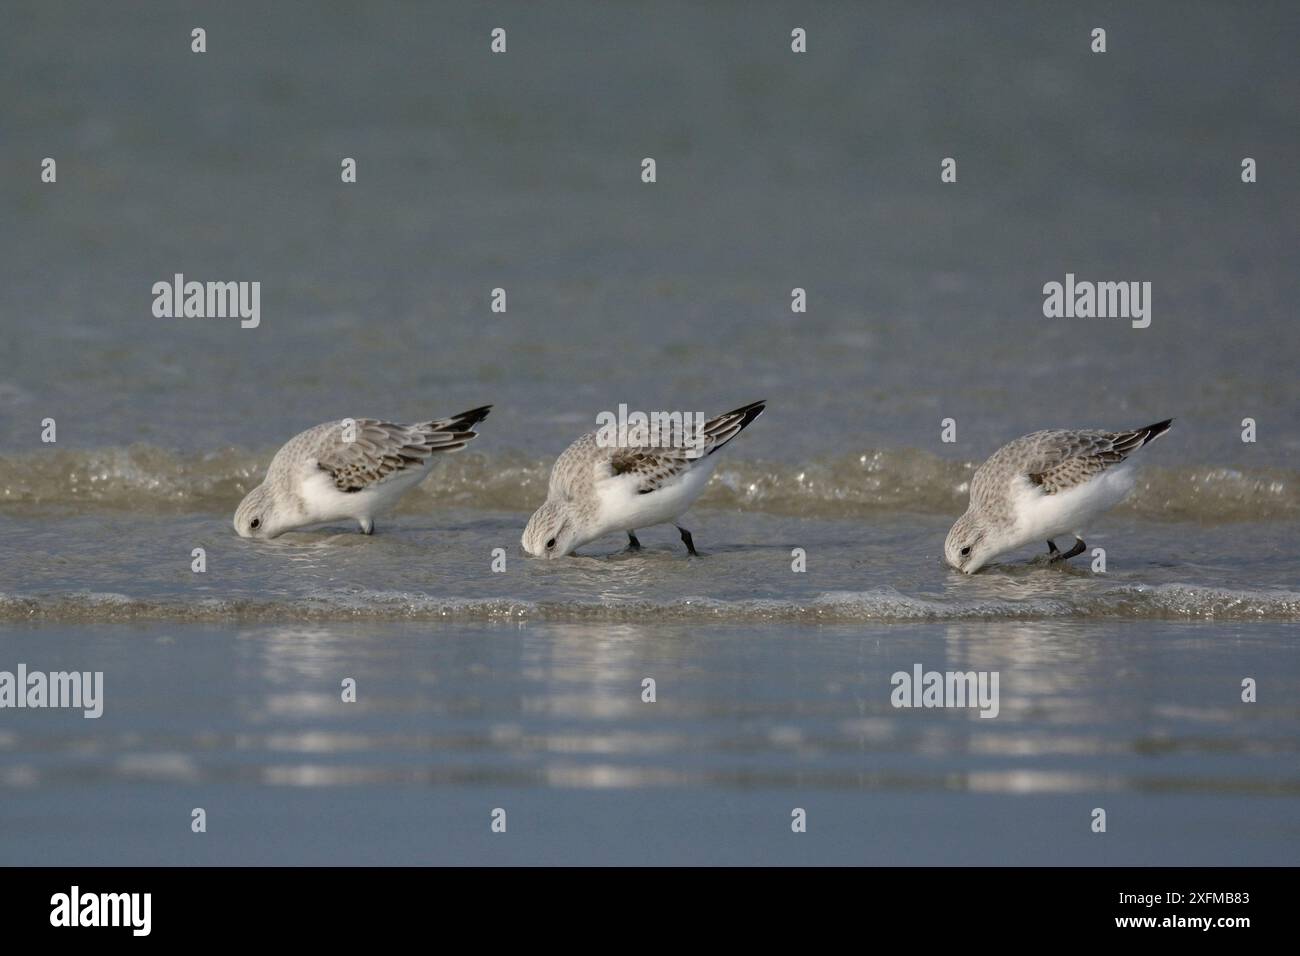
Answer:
677, 525, 698, 557
1046, 540, 1059, 556
626, 531, 642, 551
1051, 537, 1086, 562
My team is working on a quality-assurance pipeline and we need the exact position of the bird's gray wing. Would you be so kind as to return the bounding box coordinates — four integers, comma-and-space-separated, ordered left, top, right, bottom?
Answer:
603, 401, 766, 495
315, 408, 489, 493
606, 446, 697, 495
583, 400, 767, 495
1018, 423, 1168, 495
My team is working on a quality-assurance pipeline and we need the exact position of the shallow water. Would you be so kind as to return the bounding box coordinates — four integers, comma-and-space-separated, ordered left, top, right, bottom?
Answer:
2, 509, 1299, 624
1, 1, 1298, 864
2, 619, 1297, 866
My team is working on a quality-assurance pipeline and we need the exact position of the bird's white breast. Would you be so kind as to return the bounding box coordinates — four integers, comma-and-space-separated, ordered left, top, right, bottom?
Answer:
296, 457, 428, 524
594, 455, 718, 533
1011, 463, 1136, 543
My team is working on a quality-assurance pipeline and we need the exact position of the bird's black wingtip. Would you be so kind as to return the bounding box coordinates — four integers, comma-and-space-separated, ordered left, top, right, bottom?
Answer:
455, 405, 494, 427
1142, 418, 1174, 444
735, 399, 767, 427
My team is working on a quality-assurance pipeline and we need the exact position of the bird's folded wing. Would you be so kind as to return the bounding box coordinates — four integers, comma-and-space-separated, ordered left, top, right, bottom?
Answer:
315, 420, 474, 493
604, 446, 697, 495
1023, 431, 1136, 495
565, 402, 764, 498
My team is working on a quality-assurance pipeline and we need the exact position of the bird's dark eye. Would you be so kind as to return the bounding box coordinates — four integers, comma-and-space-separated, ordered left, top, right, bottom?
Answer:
545, 537, 556, 550
960, 546, 971, 556
251, 518, 261, 530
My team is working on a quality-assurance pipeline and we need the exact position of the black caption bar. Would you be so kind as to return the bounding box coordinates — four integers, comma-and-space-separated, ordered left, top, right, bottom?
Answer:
0, 866, 1288, 942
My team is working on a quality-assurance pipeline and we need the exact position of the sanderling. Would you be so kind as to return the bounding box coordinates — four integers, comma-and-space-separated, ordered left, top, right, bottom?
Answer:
521, 400, 766, 557
233, 406, 491, 538
944, 419, 1172, 573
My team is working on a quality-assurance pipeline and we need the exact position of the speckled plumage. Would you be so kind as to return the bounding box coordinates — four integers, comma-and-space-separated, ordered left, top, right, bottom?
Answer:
969, 426, 1161, 519
547, 405, 761, 499
946, 420, 1172, 573
523, 401, 766, 557
234, 406, 491, 538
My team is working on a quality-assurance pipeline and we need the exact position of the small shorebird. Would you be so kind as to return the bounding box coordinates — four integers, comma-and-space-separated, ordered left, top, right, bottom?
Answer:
522, 400, 766, 557
233, 406, 491, 538
944, 419, 1172, 573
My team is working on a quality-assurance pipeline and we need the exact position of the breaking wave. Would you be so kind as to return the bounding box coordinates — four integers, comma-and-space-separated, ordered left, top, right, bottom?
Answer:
2, 446, 1297, 522
2, 583, 1297, 623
